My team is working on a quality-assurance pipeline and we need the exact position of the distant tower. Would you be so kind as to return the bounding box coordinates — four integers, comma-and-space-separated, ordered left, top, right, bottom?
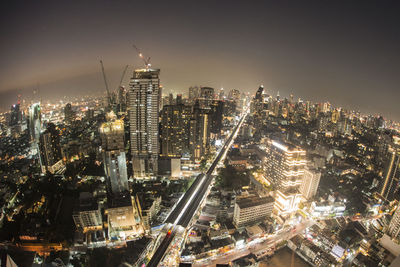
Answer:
100, 116, 129, 194
64, 103, 76, 124
199, 87, 214, 108
128, 68, 161, 178
9, 103, 21, 127
28, 103, 41, 144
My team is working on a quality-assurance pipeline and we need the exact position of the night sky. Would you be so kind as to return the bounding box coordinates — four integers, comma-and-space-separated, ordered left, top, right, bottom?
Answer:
0, 1, 399, 120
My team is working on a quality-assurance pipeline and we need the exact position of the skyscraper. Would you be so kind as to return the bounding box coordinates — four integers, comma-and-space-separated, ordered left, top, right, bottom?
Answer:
188, 86, 200, 103
189, 101, 210, 160
209, 100, 224, 135
128, 68, 160, 178
199, 86, 214, 108
263, 140, 306, 215
388, 205, 400, 240
160, 101, 191, 157
39, 123, 63, 174
100, 118, 129, 194
9, 103, 21, 127
28, 102, 41, 147
299, 167, 321, 200
379, 147, 400, 201
264, 140, 307, 190
64, 103, 76, 124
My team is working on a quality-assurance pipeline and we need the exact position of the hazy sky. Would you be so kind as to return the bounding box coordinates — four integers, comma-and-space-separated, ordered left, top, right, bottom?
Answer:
1, 1, 399, 120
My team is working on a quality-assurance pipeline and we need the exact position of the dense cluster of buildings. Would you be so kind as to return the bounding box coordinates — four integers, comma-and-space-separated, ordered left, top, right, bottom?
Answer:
1, 72, 400, 265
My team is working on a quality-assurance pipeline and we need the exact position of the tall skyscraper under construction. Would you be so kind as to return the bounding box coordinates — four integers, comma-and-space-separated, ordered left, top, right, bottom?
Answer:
128, 68, 161, 178
100, 117, 129, 194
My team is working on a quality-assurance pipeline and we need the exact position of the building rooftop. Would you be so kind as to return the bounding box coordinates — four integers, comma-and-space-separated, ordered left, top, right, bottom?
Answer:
236, 196, 274, 209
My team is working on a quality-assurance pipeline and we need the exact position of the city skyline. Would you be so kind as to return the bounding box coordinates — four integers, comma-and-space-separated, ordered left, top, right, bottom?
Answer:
2, 2, 400, 266
1, 1, 400, 120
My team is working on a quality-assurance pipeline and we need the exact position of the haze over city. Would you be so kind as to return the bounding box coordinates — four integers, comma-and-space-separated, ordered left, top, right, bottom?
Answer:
1, 1, 399, 120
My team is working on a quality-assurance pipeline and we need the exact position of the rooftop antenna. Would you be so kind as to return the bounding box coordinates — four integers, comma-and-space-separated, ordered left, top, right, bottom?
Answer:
132, 44, 151, 69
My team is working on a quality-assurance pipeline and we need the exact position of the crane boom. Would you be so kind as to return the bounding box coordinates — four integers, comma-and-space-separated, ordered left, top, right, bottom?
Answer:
100, 60, 111, 106
118, 65, 129, 89
133, 44, 151, 69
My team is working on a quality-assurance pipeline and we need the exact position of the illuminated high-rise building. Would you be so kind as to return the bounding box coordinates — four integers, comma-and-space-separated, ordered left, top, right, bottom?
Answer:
379, 146, 400, 201
160, 102, 191, 157
117, 86, 127, 113
39, 123, 63, 174
189, 102, 210, 160
264, 140, 307, 189
209, 100, 224, 135
128, 68, 160, 178
29, 103, 41, 144
263, 140, 306, 215
299, 167, 321, 200
100, 118, 129, 194
388, 205, 400, 240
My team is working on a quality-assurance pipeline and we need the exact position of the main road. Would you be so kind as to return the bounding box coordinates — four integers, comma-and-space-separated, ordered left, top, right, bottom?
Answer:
147, 111, 248, 267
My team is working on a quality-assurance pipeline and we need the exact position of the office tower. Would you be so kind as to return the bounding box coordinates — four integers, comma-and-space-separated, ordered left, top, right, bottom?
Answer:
233, 196, 275, 228
199, 87, 214, 108
9, 103, 21, 127
118, 86, 127, 113
176, 94, 183, 105
64, 103, 76, 124
189, 86, 200, 103
28, 103, 41, 144
255, 85, 264, 102
263, 140, 306, 215
209, 100, 224, 135
189, 102, 210, 160
218, 88, 224, 100
388, 205, 400, 240
39, 123, 63, 174
128, 68, 160, 178
160, 102, 191, 157
331, 109, 340, 123
380, 147, 400, 201
100, 118, 129, 194
85, 109, 94, 120
168, 93, 174, 105
228, 89, 240, 102
252, 85, 264, 117
299, 167, 321, 200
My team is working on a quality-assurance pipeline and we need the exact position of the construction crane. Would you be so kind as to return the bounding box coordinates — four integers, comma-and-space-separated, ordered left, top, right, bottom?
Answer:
133, 44, 151, 69
117, 65, 129, 90
99, 60, 111, 107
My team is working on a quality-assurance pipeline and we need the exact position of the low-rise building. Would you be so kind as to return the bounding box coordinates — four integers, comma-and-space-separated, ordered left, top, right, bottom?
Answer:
72, 192, 102, 232
233, 196, 274, 228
